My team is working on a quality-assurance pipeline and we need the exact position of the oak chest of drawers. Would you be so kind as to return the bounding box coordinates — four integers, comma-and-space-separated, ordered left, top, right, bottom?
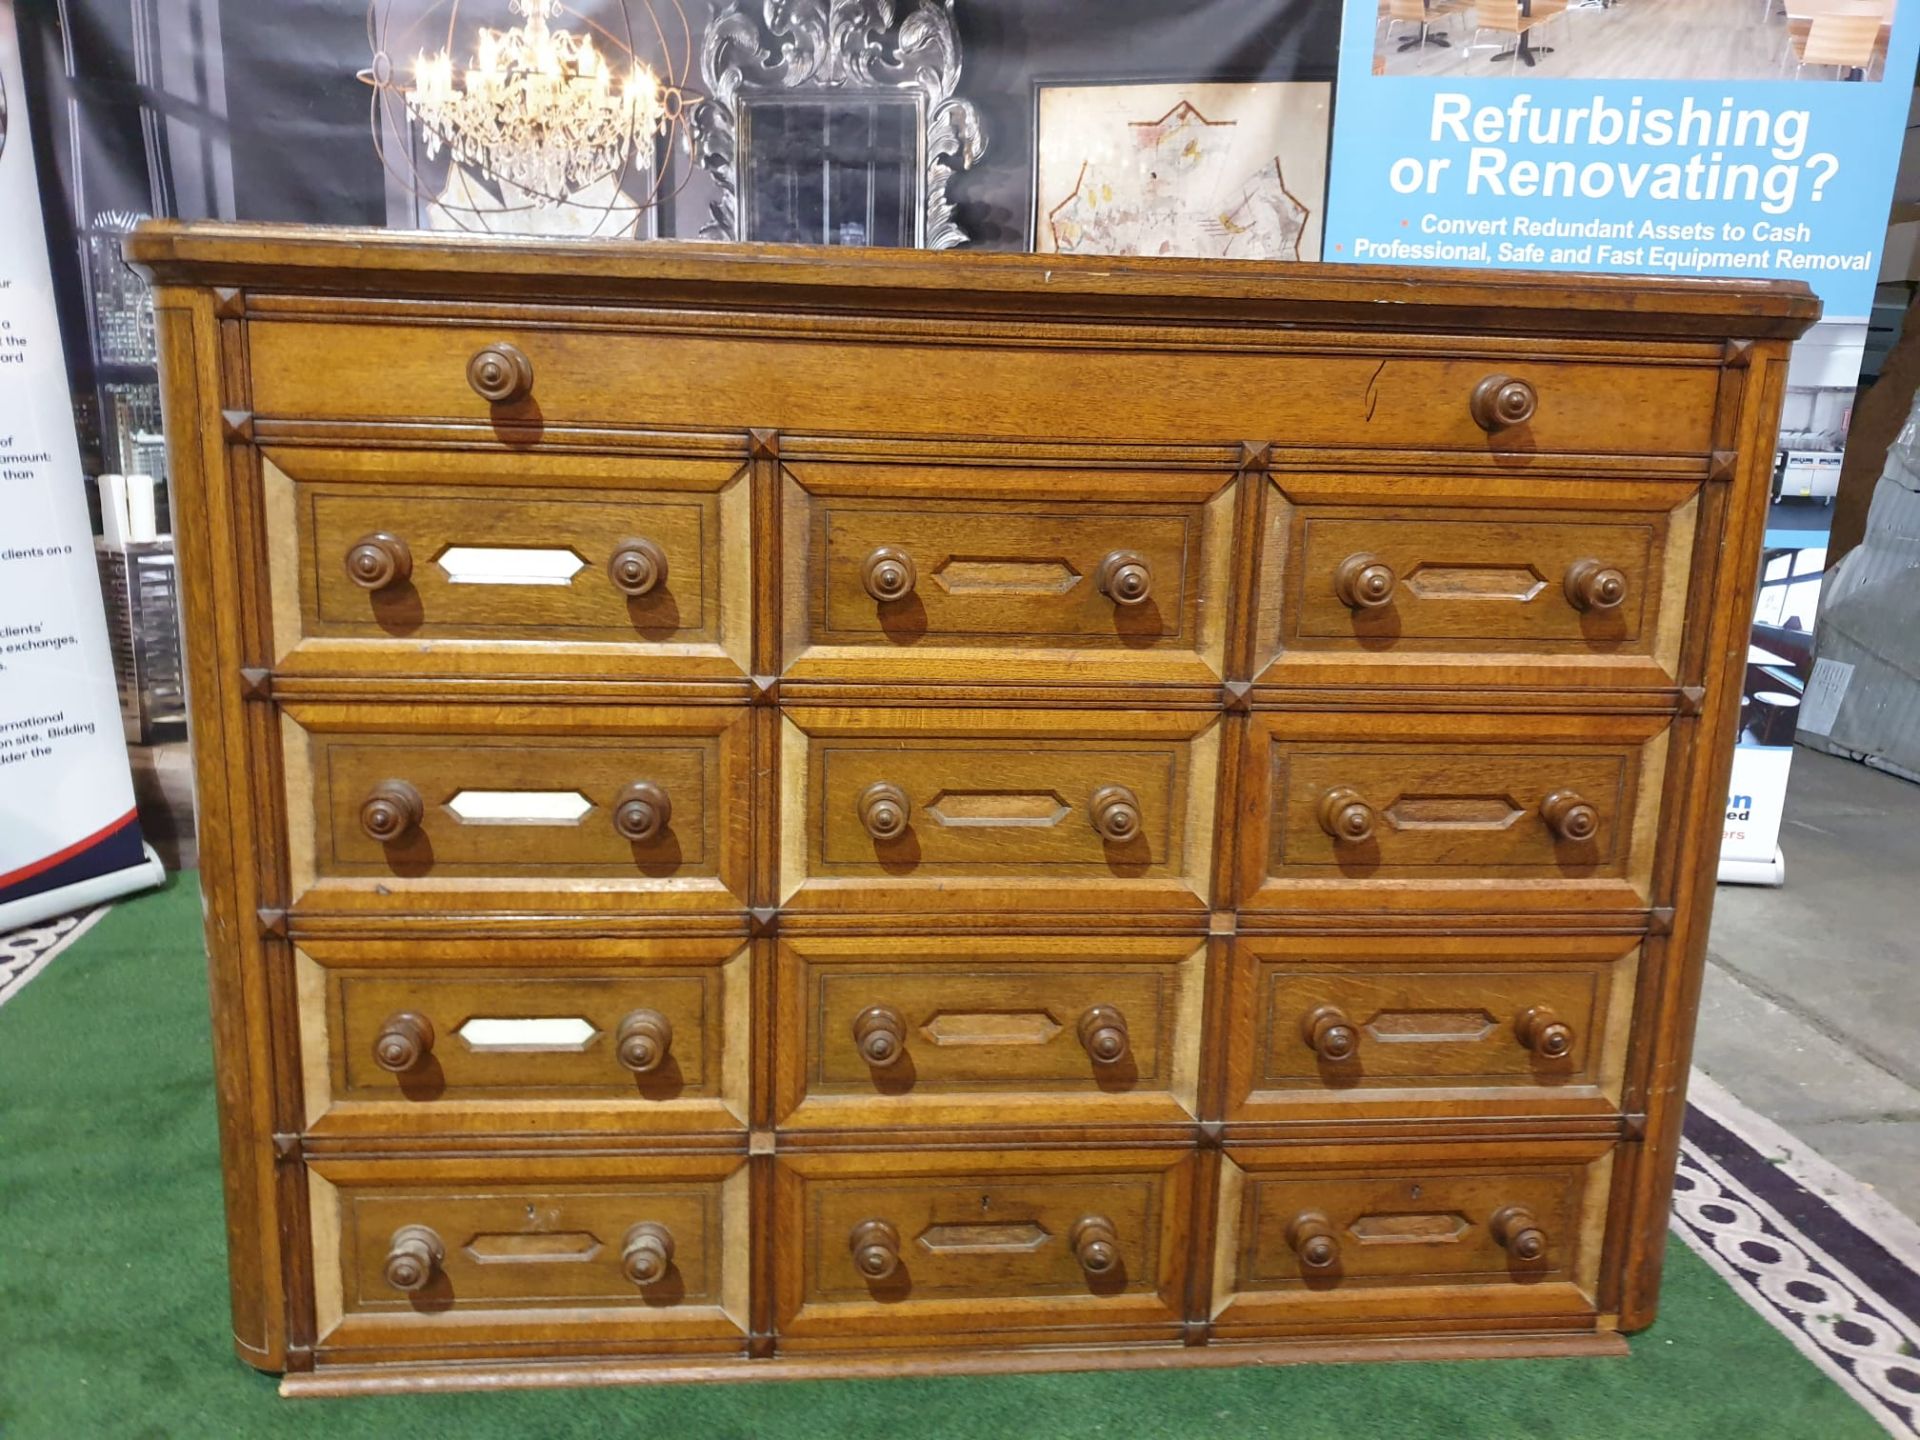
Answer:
130, 221, 1818, 1394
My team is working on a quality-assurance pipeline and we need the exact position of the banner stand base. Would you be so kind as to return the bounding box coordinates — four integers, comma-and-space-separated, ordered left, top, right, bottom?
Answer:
0, 845, 166, 933
1718, 848, 1787, 888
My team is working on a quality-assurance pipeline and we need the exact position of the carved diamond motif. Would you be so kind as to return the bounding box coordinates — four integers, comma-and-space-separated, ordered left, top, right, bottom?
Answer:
930, 555, 1082, 597
920, 1010, 1063, 1047
457, 1016, 598, 1052
1401, 563, 1547, 603
1383, 794, 1524, 831
1361, 1009, 1498, 1044
1348, 1212, 1471, 1245
918, 1222, 1051, 1255
925, 790, 1070, 828
434, 545, 587, 586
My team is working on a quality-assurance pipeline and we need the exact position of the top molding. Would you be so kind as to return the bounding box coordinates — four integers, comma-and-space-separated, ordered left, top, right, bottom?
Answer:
126, 220, 1822, 342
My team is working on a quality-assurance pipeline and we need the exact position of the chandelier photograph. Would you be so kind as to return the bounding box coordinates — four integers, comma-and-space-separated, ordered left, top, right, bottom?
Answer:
362, 0, 700, 235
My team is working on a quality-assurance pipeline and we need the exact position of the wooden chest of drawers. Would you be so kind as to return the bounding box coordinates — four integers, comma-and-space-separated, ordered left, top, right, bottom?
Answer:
130, 221, 1818, 1394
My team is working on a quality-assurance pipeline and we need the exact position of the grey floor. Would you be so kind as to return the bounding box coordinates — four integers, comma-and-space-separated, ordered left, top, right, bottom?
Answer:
1698, 746, 1920, 1222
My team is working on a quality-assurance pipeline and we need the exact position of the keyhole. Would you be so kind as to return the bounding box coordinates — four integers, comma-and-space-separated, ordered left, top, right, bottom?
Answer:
1409, 1184, 1423, 1200
981, 1193, 991, 1212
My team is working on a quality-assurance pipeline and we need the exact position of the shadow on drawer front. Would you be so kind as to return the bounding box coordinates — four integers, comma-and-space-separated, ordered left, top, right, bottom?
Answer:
297, 937, 750, 1137
281, 702, 751, 917
1238, 710, 1671, 917
1213, 1140, 1611, 1335
262, 448, 751, 682
775, 1147, 1194, 1348
309, 1153, 749, 1360
774, 934, 1207, 1130
1225, 934, 1638, 1125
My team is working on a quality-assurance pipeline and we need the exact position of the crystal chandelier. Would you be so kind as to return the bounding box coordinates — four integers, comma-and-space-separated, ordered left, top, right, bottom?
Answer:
401, 0, 679, 207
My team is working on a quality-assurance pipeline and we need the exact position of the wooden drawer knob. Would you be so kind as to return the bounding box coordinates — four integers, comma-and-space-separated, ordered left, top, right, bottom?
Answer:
857, 781, 910, 841
1090, 784, 1142, 843
467, 341, 534, 403
1096, 550, 1153, 607
372, 1011, 434, 1073
608, 537, 668, 597
853, 1005, 907, 1067
344, 532, 412, 591
1470, 373, 1537, 431
616, 1008, 673, 1073
1564, 558, 1627, 612
862, 546, 917, 603
1317, 787, 1376, 844
1302, 1004, 1359, 1062
1492, 1204, 1547, 1261
1286, 1211, 1340, 1271
850, 1219, 901, 1281
384, 1224, 445, 1292
1070, 1215, 1120, 1275
1540, 789, 1599, 843
1333, 553, 1396, 610
360, 779, 423, 842
1517, 1005, 1574, 1059
621, 1221, 675, 1286
612, 781, 671, 843
1077, 1005, 1131, 1065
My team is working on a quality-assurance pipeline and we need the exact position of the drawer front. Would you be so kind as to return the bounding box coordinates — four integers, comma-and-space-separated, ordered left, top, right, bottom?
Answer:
296, 938, 749, 1137
262, 447, 750, 681
1225, 935, 1637, 1124
781, 707, 1221, 917
774, 935, 1207, 1130
309, 1153, 749, 1360
245, 319, 1720, 455
1212, 1141, 1611, 1335
282, 702, 751, 917
1254, 474, 1700, 689
780, 462, 1235, 684
774, 1147, 1194, 1347
1237, 711, 1670, 917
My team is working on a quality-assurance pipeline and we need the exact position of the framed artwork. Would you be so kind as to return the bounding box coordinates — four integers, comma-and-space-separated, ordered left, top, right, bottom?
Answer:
1032, 81, 1332, 262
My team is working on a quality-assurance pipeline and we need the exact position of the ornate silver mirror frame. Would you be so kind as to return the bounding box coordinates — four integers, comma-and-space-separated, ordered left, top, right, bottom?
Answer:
692, 0, 985, 248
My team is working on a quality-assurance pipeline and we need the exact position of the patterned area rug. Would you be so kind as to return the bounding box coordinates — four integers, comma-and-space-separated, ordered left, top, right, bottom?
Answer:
3, 900, 1915, 1435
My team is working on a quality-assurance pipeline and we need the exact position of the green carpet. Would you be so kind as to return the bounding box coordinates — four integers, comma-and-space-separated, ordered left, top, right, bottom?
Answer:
0, 874, 1885, 1439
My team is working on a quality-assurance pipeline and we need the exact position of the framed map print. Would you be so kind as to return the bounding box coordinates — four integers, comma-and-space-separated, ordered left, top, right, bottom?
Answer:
1033, 81, 1332, 262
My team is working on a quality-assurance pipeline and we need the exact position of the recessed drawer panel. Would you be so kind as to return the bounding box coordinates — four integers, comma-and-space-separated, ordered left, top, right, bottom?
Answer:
1253, 474, 1700, 689
1224, 935, 1637, 1125
262, 447, 750, 681
774, 1147, 1194, 1349
780, 462, 1235, 684
282, 701, 751, 918
774, 934, 1206, 1131
296, 937, 749, 1137
244, 318, 1720, 456
780, 707, 1222, 917
1237, 711, 1671, 918
309, 1152, 750, 1362
1212, 1140, 1611, 1336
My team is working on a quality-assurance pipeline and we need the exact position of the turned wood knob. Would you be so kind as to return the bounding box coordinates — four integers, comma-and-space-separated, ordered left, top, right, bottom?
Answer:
861, 546, 916, 603
608, 537, 668, 597
372, 1011, 434, 1073
1096, 550, 1153, 607
1317, 787, 1376, 844
467, 341, 534, 403
1564, 558, 1627, 612
1333, 553, 1396, 611
1078, 1005, 1131, 1066
850, 1219, 900, 1281
1470, 374, 1537, 431
1287, 1212, 1340, 1271
612, 781, 671, 843
360, 779, 423, 842
1518, 1005, 1575, 1059
1303, 1004, 1359, 1062
1090, 784, 1142, 843
1492, 1204, 1548, 1262
616, 1008, 673, 1073
344, 532, 412, 591
1070, 1215, 1120, 1275
384, 1224, 445, 1292
857, 782, 910, 841
622, 1221, 675, 1286
853, 1005, 907, 1067
1540, 789, 1599, 843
